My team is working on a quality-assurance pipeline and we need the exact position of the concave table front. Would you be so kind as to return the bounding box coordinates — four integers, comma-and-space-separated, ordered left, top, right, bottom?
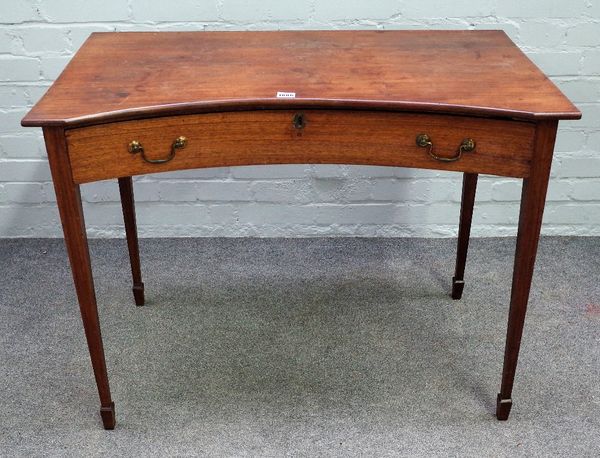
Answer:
21, 30, 581, 429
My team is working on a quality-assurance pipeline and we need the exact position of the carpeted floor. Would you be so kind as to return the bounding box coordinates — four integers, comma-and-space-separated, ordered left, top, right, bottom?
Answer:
0, 237, 598, 457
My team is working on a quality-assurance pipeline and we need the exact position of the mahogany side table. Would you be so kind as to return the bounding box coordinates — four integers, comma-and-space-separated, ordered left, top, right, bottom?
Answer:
21, 30, 581, 429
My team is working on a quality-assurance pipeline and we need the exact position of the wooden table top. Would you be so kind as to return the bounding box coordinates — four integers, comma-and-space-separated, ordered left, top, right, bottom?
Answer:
22, 30, 580, 128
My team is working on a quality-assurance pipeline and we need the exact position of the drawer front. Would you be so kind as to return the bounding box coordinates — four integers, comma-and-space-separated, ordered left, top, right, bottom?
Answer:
66, 110, 536, 183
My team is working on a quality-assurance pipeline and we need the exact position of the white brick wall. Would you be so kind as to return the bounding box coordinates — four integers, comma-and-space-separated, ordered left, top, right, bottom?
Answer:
0, 0, 599, 238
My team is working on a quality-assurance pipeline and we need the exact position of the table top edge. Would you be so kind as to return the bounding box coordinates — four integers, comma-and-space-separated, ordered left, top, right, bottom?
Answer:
21, 99, 582, 129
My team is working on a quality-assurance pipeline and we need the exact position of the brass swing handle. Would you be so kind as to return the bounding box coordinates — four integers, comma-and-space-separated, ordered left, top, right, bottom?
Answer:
128, 136, 187, 164
416, 134, 476, 163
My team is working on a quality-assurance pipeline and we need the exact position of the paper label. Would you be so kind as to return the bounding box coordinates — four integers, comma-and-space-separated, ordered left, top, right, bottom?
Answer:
276, 91, 296, 98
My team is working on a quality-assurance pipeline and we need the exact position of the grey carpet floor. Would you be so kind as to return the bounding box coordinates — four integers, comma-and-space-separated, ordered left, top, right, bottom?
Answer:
0, 237, 598, 457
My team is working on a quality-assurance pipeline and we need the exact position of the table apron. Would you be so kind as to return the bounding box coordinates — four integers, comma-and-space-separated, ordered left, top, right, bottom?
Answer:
65, 110, 537, 183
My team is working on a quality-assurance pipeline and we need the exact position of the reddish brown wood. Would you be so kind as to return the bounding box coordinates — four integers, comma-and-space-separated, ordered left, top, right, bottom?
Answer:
21, 32, 579, 426
452, 173, 478, 300
21, 31, 580, 128
66, 110, 536, 183
42, 126, 116, 429
496, 119, 558, 420
118, 177, 144, 306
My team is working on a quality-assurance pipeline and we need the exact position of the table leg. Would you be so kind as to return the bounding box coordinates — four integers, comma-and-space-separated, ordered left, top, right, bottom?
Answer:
452, 173, 478, 300
496, 120, 558, 420
43, 127, 116, 430
118, 177, 145, 306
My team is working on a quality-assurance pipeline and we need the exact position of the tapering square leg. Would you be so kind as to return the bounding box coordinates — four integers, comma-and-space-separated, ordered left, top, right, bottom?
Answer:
496, 120, 558, 420
118, 177, 145, 306
452, 172, 478, 300
44, 127, 116, 429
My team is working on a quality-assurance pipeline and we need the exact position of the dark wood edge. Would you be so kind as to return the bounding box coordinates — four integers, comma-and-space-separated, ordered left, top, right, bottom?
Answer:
21, 99, 582, 129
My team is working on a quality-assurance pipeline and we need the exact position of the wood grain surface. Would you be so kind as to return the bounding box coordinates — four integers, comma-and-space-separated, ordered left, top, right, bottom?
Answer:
66, 110, 536, 183
22, 30, 580, 127
43, 126, 116, 429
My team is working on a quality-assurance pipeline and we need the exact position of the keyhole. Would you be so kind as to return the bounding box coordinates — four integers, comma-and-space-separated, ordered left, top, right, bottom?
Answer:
293, 112, 305, 129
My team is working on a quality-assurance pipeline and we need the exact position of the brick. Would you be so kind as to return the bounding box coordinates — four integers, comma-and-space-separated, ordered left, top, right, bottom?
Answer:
40, 55, 71, 80
473, 203, 520, 225
570, 179, 600, 201
554, 129, 586, 152
0, 0, 41, 24
1, 182, 45, 203
238, 203, 317, 225
310, 165, 348, 179
112, 23, 161, 33
554, 79, 600, 104
314, 203, 463, 225
575, 104, 600, 129
0, 206, 60, 237
380, 20, 468, 30
81, 181, 120, 202
0, 160, 51, 182
157, 180, 253, 202
402, 1, 495, 19
582, 49, 600, 74
135, 204, 226, 226
25, 85, 51, 105
314, 0, 399, 21
251, 180, 311, 202
231, 165, 309, 179
40, 0, 130, 23
557, 157, 600, 178
0, 86, 31, 108
550, 156, 561, 178
337, 180, 373, 202
371, 179, 422, 201
197, 181, 252, 201
497, 0, 587, 18
586, 131, 600, 152
131, 0, 219, 22
546, 180, 572, 201
518, 22, 566, 48
0, 29, 23, 54
68, 26, 115, 50
266, 1, 315, 21
527, 51, 581, 76
492, 180, 522, 201
20, 27, 70, 54
0, 109, 30, 134
0, 56, 40, 82
472, 24, 520, 42
81, 203, 128, 226
311, 177, 370, 202
130, 181, 160, 202
370, 179, 463, 202
567, 23, 600, 47
477, 179, 495, 202
544, 203, 600, 224
158, 182, 199, 201
41, 182, 56, 202
208, 204, 237, 224
0, 134, 46, 159
414, 22, 471, 31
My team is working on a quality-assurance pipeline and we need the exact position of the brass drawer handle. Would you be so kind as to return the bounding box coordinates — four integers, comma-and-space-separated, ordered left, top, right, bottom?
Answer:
128, 136, 187, 164
416, 134, 475, 163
